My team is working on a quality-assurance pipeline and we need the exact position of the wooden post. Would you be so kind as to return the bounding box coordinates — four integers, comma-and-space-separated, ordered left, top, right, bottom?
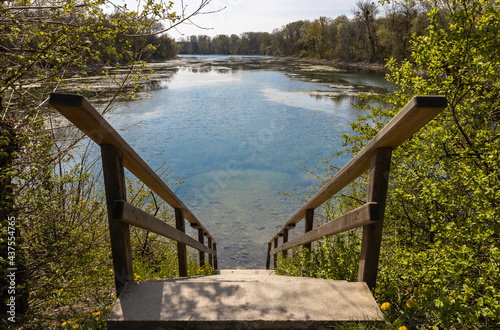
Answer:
303, 209, 314, 251
282, 228, 289, 258
213, 242, 218, 270
358, 147, 392, 292
175, 208, 187, 277
208, 238, 213, 268
266, 242, 272, 270
198, 228, 205, 267
101, 144, 134, 296
273, 237, 279, 269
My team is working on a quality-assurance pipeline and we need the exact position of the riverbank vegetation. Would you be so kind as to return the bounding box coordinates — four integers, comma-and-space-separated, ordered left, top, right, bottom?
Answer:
178, 0, 433, 64
277, 0, 500, 328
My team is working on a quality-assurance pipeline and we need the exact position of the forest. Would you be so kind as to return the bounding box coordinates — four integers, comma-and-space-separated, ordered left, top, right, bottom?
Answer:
1, 0, 499, 329
178, 1, 430, 63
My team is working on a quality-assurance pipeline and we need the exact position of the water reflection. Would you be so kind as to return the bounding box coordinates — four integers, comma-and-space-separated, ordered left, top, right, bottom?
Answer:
109, 55, 393, 269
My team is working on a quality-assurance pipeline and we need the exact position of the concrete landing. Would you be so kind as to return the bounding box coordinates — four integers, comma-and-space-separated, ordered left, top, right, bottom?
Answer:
107, 269, 384, 330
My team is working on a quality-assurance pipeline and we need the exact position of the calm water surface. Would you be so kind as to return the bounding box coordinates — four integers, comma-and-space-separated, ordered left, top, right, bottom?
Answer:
105, 55, 393, 268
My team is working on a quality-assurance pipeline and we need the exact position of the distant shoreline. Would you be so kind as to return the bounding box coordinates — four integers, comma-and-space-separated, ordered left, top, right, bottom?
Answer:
174, 54, 389, 73
279, 56, 389, 73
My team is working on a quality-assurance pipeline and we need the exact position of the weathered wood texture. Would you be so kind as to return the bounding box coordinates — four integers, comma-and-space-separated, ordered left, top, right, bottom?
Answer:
273, 238, 279, 269
282, 229, 289, 258
271, 203, 378, 255
175, 208, 187, 277
198, 228, 205, 267
114, 201, 216, 255
213, 243, 218, 270
208, 238, 213, 267
358, 148, 392, 291
268, 96, 447, 243
101, 145, 134, 296
303, 209, 314, 251
49, 93, 215, 243
265, 243, 272, 270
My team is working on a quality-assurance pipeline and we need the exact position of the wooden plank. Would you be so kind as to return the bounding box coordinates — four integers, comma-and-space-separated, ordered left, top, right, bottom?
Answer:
273, 238, 279, 269
282, 229, 289, 258
271, 203, 378, 255
208, 238, 213, 267
49, 93, 215, 243
114, 201, 216, 255
303, 209, 314, 251
268, 96, 446, 243
101, 145, 134, 296
212, 242, 218, 270
265, 242, 272, 270
358, 148, 392, 291
198, 229, 205, 267
175, 208, 187, 277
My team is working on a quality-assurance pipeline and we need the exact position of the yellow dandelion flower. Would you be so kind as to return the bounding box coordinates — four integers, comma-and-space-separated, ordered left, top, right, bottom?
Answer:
73, 324, 79, 329
59, 288, 64, 292
380, 302, 390, 311
62, 321, 68, 326
399, 326, 408, 330
92, 311, 101, 316
405, 299, 416, 308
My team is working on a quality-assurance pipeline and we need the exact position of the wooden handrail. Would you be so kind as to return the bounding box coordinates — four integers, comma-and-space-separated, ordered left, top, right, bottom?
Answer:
49, 93, 218, 295
49, 93, 215, 242
268, 96, 447, 243
270, 202, 378, 254
114, 201, 216, 255
267, 95, 447, 291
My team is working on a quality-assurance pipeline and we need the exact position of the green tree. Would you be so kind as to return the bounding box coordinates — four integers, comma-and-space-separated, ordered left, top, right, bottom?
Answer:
334, 15, 363, 60
342, 0, 500, 327
214, 34, 230, 54
302, 18, 328, 58
229, 34, 240, 54
377, 1, 423, 60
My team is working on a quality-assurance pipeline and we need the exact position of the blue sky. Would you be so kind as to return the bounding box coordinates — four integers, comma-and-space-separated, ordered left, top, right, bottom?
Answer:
117, 0, 362, 39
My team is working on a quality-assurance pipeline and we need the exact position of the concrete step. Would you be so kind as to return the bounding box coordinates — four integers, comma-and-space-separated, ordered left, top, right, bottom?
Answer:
107, 269, 384, 330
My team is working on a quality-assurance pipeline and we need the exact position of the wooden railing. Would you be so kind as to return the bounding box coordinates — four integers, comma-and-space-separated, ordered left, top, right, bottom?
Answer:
266, 96, 447, 291
49, 93, 217, 296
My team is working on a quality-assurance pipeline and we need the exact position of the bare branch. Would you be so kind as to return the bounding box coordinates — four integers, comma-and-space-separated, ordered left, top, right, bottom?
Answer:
124, 0, 224, 37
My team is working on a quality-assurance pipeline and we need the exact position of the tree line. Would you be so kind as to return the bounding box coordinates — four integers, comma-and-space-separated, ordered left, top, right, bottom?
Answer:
178, 1, 433, 63
93, 12, 179, 64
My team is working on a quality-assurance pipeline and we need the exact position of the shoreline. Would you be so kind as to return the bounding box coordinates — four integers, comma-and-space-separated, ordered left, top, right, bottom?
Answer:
279, 56, 389, 73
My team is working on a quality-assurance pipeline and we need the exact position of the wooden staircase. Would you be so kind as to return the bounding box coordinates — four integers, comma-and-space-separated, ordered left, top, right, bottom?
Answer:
106, 269, 383, 330
49, 94, 448, 330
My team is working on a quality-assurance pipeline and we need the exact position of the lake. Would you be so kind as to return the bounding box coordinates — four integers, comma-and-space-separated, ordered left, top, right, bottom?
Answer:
104, 55, 393, 269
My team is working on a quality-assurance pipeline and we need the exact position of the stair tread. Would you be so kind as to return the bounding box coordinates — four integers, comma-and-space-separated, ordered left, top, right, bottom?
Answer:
107, 269, 383, 329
